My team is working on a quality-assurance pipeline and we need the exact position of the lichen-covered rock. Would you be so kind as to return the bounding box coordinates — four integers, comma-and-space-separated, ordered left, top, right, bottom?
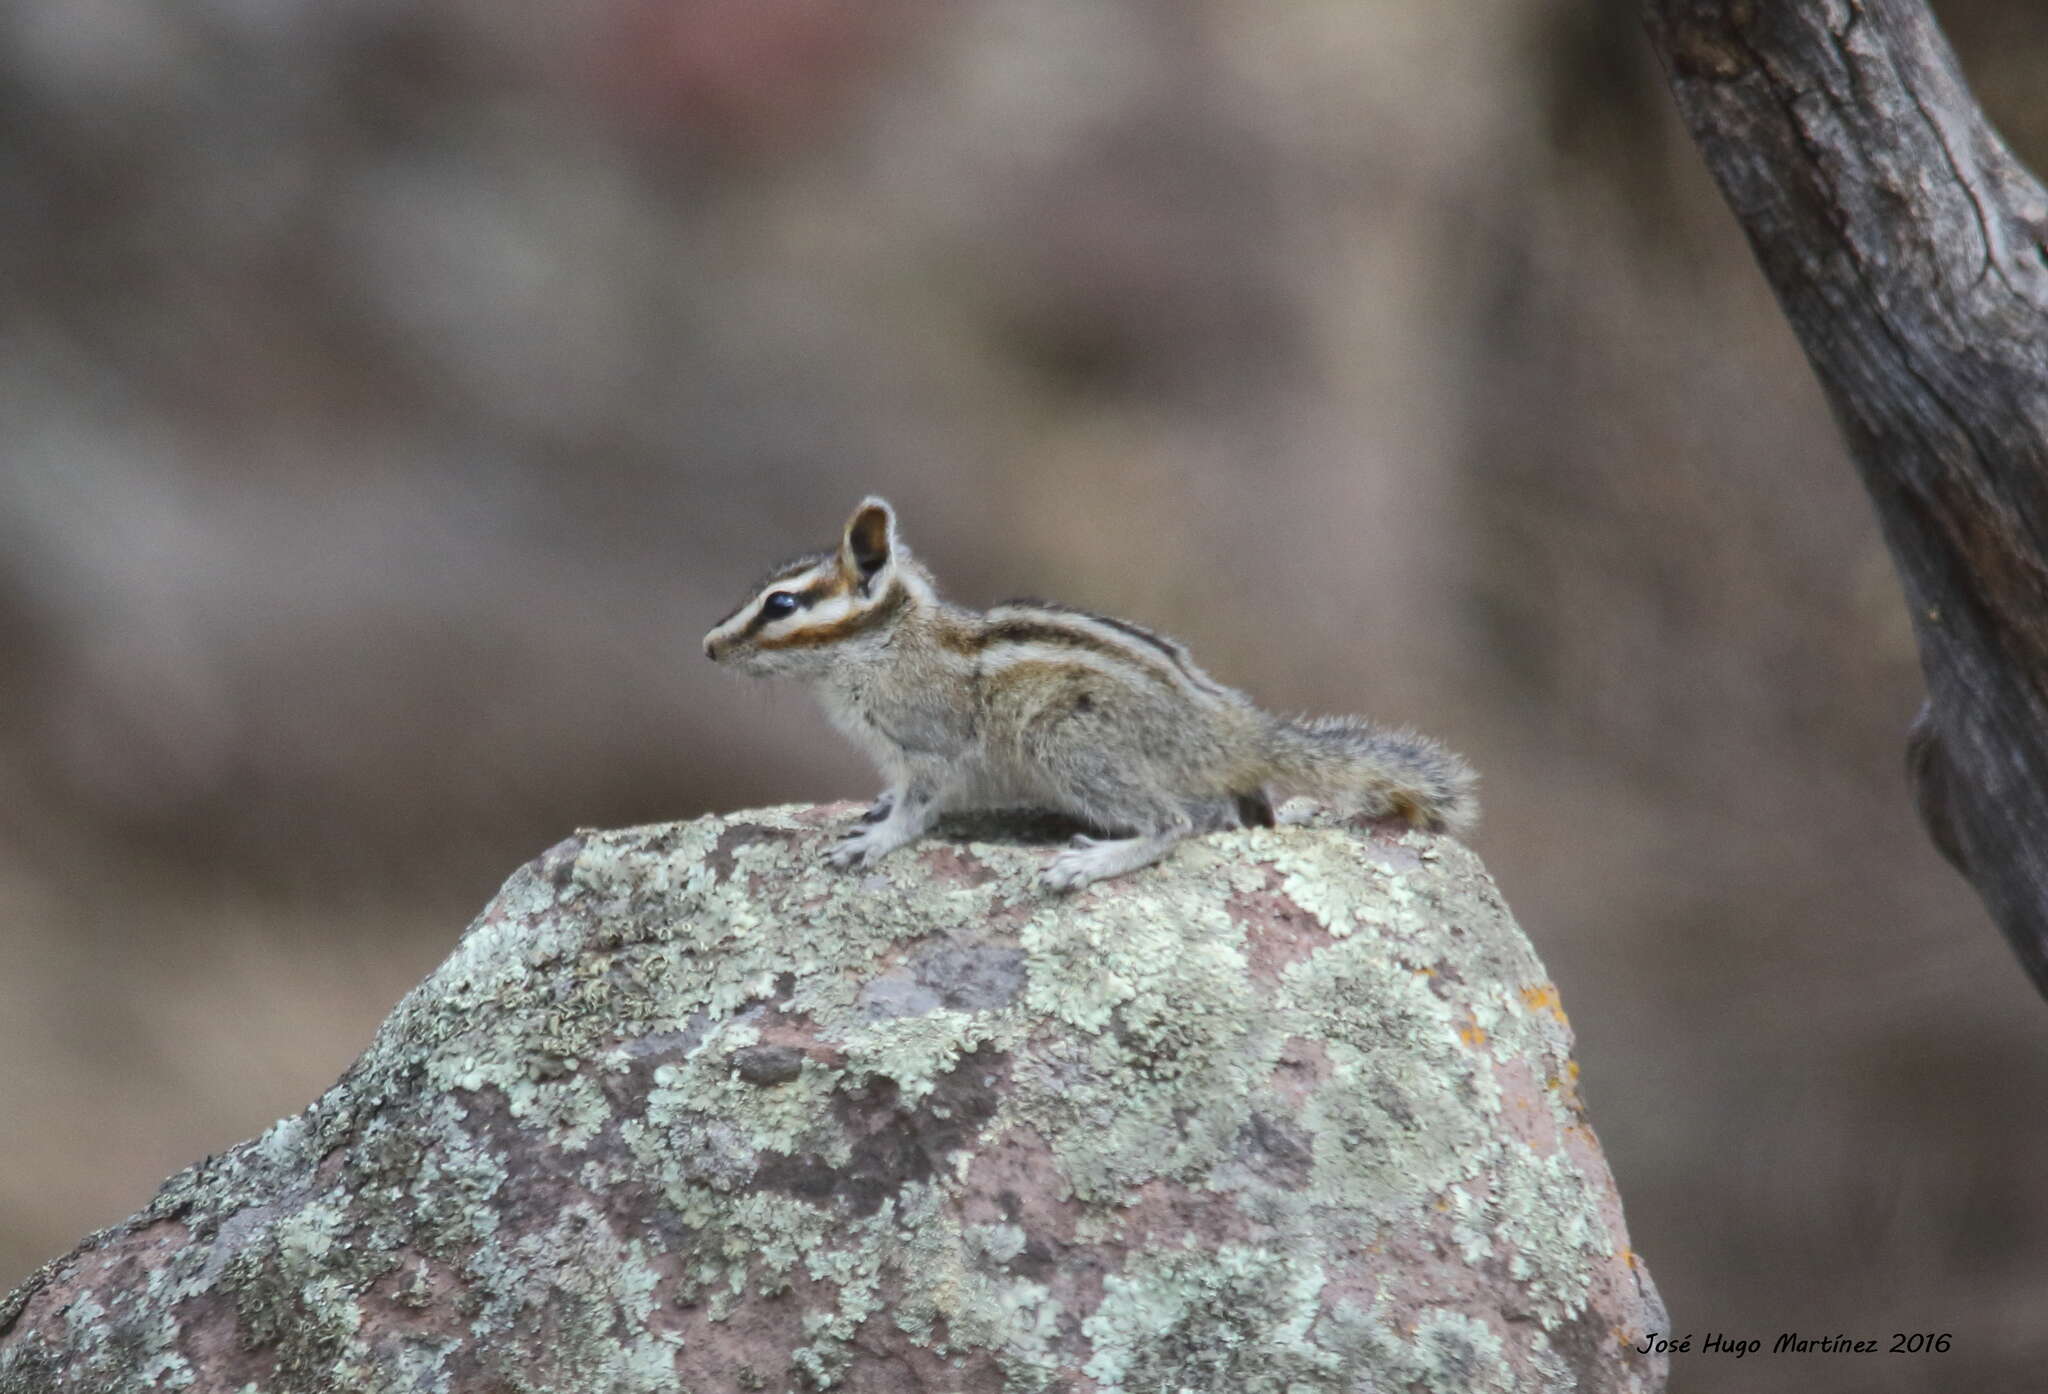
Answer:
0, 805, 1667, 1393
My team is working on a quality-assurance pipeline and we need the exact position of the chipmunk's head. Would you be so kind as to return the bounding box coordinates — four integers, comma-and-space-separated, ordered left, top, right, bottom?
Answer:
703, 497, 922, 677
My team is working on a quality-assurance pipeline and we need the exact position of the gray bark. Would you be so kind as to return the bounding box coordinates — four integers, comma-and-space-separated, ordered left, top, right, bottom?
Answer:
0, 806, 1666, 1392
1642, 0, 2048, 994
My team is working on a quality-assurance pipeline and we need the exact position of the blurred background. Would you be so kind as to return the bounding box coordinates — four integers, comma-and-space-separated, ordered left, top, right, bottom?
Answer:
2, 0, 2045, 1388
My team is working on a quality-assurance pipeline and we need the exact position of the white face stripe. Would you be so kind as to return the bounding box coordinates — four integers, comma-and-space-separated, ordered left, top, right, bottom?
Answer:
764, 588, 858, 640
705, 560, 841, 650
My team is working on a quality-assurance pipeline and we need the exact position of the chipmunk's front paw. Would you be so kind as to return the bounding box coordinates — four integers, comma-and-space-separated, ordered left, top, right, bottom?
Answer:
825, 830, 876, 869
826, 821, 911, 870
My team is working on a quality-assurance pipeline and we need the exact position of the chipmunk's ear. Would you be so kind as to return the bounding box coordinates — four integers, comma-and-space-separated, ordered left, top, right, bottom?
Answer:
839, 497, 896, 588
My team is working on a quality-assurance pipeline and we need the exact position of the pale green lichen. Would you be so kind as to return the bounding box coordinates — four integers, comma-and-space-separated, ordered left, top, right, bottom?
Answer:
1409, 1309, 1517, 1394
465, 1204, 682, 1393
1280, 928, 1500, 1217
837, 1009, 1002, 1105
1492, 1148, 1613, 1326
1082, 1245, 1338, 1393
0, 807, 1663, 1394
1449, 1182, 1498, 1264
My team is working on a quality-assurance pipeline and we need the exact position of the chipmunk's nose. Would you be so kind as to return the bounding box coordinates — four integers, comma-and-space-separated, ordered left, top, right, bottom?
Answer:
703, 635, 720, 660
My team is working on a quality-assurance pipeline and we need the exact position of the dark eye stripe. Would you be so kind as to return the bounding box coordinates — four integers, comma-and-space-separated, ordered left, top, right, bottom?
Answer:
753, 580, 907, 651
735, 579, 833, 640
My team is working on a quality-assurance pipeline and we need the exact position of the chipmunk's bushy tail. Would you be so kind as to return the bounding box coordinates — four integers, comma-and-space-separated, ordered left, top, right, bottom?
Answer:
1263, 715, 1479, 835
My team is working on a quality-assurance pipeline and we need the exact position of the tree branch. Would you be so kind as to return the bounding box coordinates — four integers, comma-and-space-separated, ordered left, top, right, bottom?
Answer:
1644, 0, 2048, 995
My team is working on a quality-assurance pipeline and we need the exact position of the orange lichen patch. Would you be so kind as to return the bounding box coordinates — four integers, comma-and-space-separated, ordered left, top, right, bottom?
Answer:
1456, 1010, 1488, 1048
1519, 984, 1570, 1027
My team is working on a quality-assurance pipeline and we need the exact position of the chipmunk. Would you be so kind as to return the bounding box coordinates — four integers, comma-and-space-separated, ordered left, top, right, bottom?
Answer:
703, 498, 1476, 891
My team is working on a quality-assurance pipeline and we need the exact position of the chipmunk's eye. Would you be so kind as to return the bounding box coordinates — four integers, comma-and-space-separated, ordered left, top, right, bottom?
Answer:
761, 591, 800, 620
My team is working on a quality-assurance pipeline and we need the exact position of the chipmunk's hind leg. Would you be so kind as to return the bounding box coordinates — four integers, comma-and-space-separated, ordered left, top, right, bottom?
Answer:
1032, 759, 1197, 891
1039, 792, 1261, 889
1011, 683, 1209, 891
1042, 825, 1190, 892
